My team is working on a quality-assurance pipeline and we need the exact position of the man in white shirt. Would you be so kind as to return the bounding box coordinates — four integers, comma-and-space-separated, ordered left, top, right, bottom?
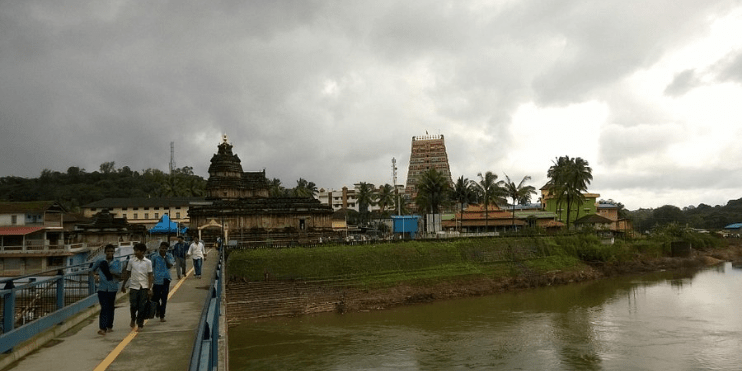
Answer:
187, 236, 207, 279
121, 243, 153, 331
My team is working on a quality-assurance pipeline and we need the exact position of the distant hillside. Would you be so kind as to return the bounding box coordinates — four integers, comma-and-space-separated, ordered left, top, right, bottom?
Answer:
0, 162, 206, 213
628, 197, 742, 232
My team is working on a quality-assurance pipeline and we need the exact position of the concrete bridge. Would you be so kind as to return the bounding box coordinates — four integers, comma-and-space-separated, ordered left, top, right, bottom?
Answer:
0, 250, 225, 371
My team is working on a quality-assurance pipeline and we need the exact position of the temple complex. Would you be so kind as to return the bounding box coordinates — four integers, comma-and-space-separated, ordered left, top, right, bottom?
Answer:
189, 135, 334, 245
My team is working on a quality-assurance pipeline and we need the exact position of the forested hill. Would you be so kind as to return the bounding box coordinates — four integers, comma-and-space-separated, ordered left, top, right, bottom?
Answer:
0, 162, 206, 212
628, 198, 742, 232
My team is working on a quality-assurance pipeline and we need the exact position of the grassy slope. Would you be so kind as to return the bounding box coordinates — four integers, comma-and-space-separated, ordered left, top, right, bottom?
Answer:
228, 231, 725, 289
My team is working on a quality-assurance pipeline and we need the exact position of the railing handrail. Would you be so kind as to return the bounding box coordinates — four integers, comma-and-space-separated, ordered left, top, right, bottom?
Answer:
189, 247, 225, 371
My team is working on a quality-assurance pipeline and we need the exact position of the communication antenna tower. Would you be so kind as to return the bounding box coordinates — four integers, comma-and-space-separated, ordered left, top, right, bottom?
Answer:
169, 142, 176, 175
392, 157, 399, 215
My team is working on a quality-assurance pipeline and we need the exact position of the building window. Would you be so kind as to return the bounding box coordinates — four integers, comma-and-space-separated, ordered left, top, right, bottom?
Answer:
144, 207, 149, 210
122, 207, 128, 211
134, 207, 139, 210
154, 213, 159, 219
299, 219, 306, 231
154, 207, 160, 210
11, 215, 17, 225
176, 212, 181, 218
145, 213, 149, 219
133, 213, 138, 219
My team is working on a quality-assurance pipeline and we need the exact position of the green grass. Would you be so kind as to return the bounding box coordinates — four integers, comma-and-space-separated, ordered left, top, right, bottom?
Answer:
227, 232, 726, 288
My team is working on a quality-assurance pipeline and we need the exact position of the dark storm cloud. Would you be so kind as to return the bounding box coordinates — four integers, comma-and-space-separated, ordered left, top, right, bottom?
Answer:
1, 1, 741, 209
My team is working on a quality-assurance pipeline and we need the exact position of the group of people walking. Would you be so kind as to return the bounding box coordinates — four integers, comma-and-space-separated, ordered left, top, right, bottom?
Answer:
90, 236, 209, 334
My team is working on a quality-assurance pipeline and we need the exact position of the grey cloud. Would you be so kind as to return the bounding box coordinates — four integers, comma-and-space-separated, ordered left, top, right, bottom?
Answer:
598, 123, 684, 166
1, 1, 742, 210
715, 50, 742, 83
529, 1, 729, 105
664, 69, 702, 97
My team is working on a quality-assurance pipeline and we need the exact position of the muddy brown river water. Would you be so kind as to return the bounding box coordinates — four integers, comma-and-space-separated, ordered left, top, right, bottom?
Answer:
229, 262, 742, 370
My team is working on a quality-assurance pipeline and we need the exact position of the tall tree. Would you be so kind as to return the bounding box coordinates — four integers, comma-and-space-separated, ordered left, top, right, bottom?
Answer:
376, 184, 395, 217
546, 155, 593, 229
415, 169, 450, 232
452, 175, 477, 231
475, 171, 505, 232
502, 174, 536, 228
294, 178, 318, 198
269, 178, 287, 197
356, 182, 376, 224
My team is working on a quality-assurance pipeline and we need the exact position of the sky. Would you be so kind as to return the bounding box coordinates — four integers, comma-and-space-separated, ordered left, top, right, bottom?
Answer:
1, 1, 742, 211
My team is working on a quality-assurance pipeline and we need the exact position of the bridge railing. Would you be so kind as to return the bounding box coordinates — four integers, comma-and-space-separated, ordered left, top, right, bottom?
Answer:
189, 246, 225, 371
0, 263, 100, 353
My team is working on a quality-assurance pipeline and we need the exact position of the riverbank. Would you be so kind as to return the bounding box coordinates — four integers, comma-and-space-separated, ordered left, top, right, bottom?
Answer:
226, 236, 742, 323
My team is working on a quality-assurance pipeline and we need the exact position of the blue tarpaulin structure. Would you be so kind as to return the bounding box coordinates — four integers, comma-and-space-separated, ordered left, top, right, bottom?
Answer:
391, 215, 420, 239
149, 214, 188, 235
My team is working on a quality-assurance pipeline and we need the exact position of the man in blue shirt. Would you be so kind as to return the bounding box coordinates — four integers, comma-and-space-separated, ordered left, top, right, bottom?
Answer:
150, 241, 175, 322
91, 244, 122, 335
172, 236, 189, 279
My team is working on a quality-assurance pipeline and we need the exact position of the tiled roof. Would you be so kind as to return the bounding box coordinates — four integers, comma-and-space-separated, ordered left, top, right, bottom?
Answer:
82, 197, 205, 209
573, 214, 614, 224
0, 226, 44, 236
443, 219, 526, 227
0, 201, 61, 214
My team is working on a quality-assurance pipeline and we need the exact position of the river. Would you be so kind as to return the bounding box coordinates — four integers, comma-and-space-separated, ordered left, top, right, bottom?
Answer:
229, 262, 742, 370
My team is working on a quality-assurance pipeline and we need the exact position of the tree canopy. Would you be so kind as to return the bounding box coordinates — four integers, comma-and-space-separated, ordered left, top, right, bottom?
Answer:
0, 163, 206, 212
546, 155, 593, 229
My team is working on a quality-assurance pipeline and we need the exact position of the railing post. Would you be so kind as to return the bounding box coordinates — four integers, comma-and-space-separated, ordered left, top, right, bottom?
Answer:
56, 270, 65, 312
3, 280, 15, 335
88, 271, 97, 296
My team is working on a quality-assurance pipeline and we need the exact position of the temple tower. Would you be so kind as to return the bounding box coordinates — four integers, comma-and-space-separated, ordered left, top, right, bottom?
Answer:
404, 134, 453, 198
206, 135, 246, 200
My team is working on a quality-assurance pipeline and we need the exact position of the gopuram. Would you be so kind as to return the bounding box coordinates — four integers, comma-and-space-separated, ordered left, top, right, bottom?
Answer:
188, 135, 334, 246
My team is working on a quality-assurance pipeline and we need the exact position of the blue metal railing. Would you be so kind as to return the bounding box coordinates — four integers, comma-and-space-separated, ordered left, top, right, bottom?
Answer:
0, 263, 100, 353
189, 247, 225, 371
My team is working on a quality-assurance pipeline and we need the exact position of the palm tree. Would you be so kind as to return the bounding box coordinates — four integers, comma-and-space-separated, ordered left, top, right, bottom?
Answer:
356, 182, 376, 224
294, 178, 318, 198
268, 178, 286, 197
475, 171, 505, 232
376, 184, 395, 217
415, 168, 450, 232
502, 174, 536, 228
452, 175, 477, 232
546, 156, 593, 229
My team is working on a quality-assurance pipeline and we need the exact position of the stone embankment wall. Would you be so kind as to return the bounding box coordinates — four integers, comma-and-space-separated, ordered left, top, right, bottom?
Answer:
226, 281, 345, 323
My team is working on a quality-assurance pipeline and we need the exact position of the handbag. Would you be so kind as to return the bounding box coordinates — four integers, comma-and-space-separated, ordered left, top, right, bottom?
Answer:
144, 299, 158, 319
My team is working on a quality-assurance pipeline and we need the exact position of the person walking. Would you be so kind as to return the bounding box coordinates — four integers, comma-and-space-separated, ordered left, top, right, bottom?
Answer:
121, 243, 153, 331
172, 235, 189, 279
91, 244, 122, 335
150, 241, 175, 322
187, 236, 207, 279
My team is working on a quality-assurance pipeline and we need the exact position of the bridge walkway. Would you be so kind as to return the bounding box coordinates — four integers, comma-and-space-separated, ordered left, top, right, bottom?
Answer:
1, 253, 222, 371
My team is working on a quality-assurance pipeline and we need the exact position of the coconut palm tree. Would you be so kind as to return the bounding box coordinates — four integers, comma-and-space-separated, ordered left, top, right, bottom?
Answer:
294, 178, 318, 198
502, 174, 536, 228
415, 168, 450, 232
475, 171, 505, 232
376, 184, 395, 217
269, 178, 287, 197
452, 175, 477, 232
546, 156, 593, 229
356, 182, 376, 224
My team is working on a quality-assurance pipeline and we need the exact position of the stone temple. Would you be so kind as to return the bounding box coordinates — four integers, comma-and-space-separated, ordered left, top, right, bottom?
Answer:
189, 135, 334, 245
